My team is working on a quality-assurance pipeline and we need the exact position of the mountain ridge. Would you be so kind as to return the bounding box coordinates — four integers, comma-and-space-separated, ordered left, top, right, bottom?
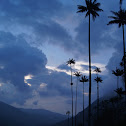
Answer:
0, 101, 67, 126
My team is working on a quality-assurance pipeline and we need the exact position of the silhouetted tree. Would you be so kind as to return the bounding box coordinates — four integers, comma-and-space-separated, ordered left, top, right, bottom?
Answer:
112, 68, 123, 89
94, 67, 102, 119
108, 8, 126, 95
94, 67, 101, 76
67, 58, 75, 126
74, 71, 81, 126
80, 75, 88, 126
114, 87, 123, 97
77, 1, 103, 125
94, 76, 103, 119
66, 111, 70, 126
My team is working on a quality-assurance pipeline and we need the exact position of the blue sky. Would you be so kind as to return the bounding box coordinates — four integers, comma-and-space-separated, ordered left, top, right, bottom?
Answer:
0, 0, 125, 114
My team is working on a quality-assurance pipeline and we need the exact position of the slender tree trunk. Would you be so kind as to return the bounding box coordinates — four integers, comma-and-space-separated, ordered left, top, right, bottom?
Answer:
71, 85, 73, 126
70, 65, 73, 126
83, 82, 85, 126
122, 25, 126, 99
88, 6, 91, 126
75, 77, 78, 126
71, 64, 73, 86
97, 82, 99, 120
68, 114, 69, 126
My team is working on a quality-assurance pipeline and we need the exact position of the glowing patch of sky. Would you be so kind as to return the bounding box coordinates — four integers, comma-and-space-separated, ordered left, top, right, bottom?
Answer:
24, 74, 33, 87
46, 60, 107, 75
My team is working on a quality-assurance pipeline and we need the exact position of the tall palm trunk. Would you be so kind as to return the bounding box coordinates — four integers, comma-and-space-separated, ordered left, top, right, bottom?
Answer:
83, 82, 85, 126
122, 25, 126, 94
71, 86, 73, 126
70, 65, 73, 126
68, 114, 70, 126
97, 82, 99, 119
88, 5, 91, 126
75, 77, 78, 126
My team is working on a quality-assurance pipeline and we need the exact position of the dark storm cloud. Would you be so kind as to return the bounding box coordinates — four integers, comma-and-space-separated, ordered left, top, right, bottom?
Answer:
0, 0, 73, 49
102, 41, 125, 97
0, 31, 47, 90
33, 20, 73, 46
28, 71, 72, 97
0, 30, 73, 105
0, 0, 62, 18
0, 0, 125, 110
0, 28, 75, 104
0, 0, 121, 57
106, 40, 124, 74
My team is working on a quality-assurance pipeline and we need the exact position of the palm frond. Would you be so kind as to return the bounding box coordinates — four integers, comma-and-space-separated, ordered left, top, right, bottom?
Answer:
112, 68, 123, 76
108, 9, 126, 27
94, 76, 103, 83
77, 0, 103, 19
74, 72, 81, 77
108, 16, 118, 20
111, 11, 120, 17
85, 11, 90, 17
77, 5, 87, 13
93, 0, 97, 4
94, 67, 101, 73
66, 58, 75, 65
80, 75, 88, 83
91, 10, 99, 20
107, 20, 121, 25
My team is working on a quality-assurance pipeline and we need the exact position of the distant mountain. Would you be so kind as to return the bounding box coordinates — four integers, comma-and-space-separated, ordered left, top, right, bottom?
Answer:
0, 101, 67, 126
20, 108, 67, 126
54, 96, 126, 126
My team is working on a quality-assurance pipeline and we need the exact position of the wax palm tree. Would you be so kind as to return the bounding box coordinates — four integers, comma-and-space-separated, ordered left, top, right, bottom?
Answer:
94, 76, 103, 119
108, 8, 126, 93
94, 67, 101, 76
94, 67, 102, 119
80, 75, 88, 126
66, 111, 70, 126
112, 68, 123, 89
77, 1, 103, 125
67, 58, 75, 126
74, 71, 81, 126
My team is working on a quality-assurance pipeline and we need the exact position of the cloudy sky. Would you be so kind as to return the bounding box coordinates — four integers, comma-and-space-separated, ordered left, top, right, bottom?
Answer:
0, 0, 126, 114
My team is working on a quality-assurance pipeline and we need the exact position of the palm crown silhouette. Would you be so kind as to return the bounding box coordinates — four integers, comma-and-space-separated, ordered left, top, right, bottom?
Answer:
77, 1, 103, 124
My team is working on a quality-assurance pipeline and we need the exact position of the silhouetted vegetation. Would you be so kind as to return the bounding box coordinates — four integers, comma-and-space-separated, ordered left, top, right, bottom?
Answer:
80, 75, 88, 126
94, 67, 103, 119
94, 96, 126, 126
66, 111, 70, 126
67, 58, 75, 126
2, 1, 126, 126
77, 1, 103, 125
112, 68, 123, 89
74, 72, 81, 126
108, 0, 126, 94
